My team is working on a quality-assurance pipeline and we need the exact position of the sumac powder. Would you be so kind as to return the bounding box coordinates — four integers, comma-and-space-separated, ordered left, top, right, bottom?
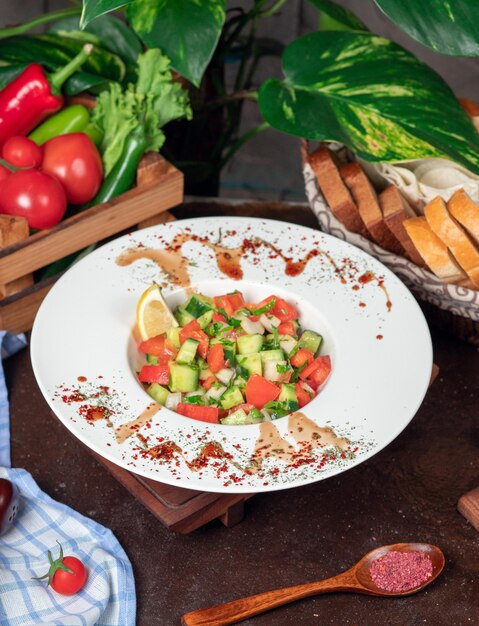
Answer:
370, 550, 433, 592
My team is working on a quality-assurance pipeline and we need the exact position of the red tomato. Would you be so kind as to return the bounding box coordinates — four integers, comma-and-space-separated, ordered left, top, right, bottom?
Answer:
212, 311, 227, 323
0, 164, 10, 183
42, 133, 103, 204
295, 383, 315, 408
245, 374, 281, 409
176, 403, 219, 423
225, 291, 245, 312
278, 321, 297, 336
138, 335, 165, 356
290, 348, 314, 368
213, 295, 234, 317
180, 320, 209, 358
201, 375, 217, 391
51, 556, 87, 595
231, 403, 255, 413
0, 169, 66, 229
207, 344, 225, 373
2, 136, 43, 168
300, 356, 332, 387
35, 543, 87, 596
272, 298, 298, 322
138, 364, 170, 384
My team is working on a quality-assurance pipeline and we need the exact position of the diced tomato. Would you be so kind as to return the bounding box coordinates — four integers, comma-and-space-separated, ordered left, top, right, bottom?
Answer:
272, 298, 298, 322
253, 295, 275, 311
278, 321, 297, 336
278, 369, 292, 384
212, 311, 227, 323
176, 403, 219, 424
226, 291, 245, 312
296, 383, 314, 408
180, 319, 209, 358
201, 375, 217, 391
207, 343, 225, 373
138, 335, 165, 356
290, 348, 314, 368
214, 295, 234, 317
248, 315, 259, 322
245, 374, 281, 409
138, 364, 170, 384
300, 356, 331, 387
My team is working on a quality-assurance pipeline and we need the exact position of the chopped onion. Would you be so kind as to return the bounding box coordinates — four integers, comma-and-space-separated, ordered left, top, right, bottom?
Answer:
260, 408, 272, 421
199, 367, 213, 381
301, 381, 315, 395
206, 385, 227, 401
165, 392, 181, 410
240, 317, 265, 335
259, 313, 280, 332
263, 360, 287, 382
186, 389, 204, 397
216, 368, 235, 385
280, 337, 298, 354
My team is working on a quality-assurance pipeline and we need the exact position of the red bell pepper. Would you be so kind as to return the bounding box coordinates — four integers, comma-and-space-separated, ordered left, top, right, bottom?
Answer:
0, 44, 93, 149
245, 374, 281, 409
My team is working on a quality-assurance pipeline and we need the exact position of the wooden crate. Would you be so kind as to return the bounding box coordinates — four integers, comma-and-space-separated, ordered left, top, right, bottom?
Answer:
0, 152, 183, 333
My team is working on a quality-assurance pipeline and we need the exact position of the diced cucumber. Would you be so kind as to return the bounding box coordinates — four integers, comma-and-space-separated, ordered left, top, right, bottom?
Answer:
147, 383, 169, 405
169, 362, 199, 392
174, 305, 195, 327
249, 408, 264, 422
278, 383, 298, 404
296, 330, 322, 356
237, 353, 262, 377
220, 408, 249, 425
197, 309, 214, 329
184, 294, 213, 318
176, 338, 199, 364
233, 375, 248, 389
237, 334, 264, 354
146, 354, 159, 365
166, 326, 181, 348
263, 400, 296, 419
199, 366, 213, 381
260, 349, 285, 364
220, 386, 244, 410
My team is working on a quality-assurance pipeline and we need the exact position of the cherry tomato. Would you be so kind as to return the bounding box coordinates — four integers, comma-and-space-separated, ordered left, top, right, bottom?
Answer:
0, 164, 11, 183
42, 132, 103, 204
34, 542, 87, 596
2, 136, 43, 168
0, 478, 20, 536
0, 169, 67, 229
51, 556, 87, 595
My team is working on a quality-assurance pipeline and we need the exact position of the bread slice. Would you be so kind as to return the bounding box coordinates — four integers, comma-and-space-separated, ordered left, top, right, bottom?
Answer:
379, 186, 425, 267
424, 196, 479, 287
447, 189, 479, 245
340, 162, 404, 255
308, 148, 367, 235
404, 216, 467, 283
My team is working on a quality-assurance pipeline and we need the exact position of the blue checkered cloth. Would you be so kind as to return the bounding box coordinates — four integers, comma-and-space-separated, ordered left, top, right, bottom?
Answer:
0, 332, 136, 625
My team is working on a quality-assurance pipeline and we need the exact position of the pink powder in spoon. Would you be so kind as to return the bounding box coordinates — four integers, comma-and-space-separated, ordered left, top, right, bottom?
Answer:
370, 550, 433, 592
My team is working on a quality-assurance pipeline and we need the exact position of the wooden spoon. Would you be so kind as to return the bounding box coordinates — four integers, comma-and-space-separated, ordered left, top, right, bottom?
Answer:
181, 543, 444, 626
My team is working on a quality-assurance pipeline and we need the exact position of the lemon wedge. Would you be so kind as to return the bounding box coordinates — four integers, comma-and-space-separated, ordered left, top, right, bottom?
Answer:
136, 283, 178, 340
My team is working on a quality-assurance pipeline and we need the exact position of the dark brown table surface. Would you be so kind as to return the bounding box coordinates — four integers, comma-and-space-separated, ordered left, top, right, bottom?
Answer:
7, 201, 479, 626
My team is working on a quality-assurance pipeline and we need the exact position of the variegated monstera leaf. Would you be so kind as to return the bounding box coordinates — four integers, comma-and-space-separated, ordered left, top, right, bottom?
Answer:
258, 31, 479, 174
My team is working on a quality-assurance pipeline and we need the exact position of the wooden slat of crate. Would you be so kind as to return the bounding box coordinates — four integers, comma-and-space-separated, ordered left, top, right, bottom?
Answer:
0, 156, 182, 285
0, 215, 33, 298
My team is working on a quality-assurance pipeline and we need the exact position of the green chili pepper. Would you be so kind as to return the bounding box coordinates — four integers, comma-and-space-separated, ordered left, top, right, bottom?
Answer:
29, 104, 90, 145
90, 128, 146, 205
82, 123, 103, 148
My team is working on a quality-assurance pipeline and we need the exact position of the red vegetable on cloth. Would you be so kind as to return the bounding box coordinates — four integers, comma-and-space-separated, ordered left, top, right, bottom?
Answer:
0, 44, 93, 149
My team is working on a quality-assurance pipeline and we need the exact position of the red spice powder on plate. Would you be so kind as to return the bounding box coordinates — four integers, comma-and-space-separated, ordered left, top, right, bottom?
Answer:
370, 551, 433, 592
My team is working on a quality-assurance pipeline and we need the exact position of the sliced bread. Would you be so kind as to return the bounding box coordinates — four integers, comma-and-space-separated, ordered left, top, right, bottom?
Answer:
447, 189, 479, 245
379, 186, 425, 267
403, 216, 467, 283
340, 162, 404, 255
424, 196, 479, 288
308, 148, 367, 235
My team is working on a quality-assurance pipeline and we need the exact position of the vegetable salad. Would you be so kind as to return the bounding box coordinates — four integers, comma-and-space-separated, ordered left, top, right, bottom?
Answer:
137, 291, 332, 425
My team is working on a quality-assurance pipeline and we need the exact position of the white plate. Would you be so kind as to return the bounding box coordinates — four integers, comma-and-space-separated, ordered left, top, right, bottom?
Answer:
31, 217, 432, 494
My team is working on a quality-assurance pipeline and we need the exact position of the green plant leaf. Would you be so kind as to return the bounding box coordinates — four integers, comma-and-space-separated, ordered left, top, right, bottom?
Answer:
258, 31, 479, 174
51, 13, 142, 66
308, 0, 368, 31
127, 0, 226, 86
80, 0, 134, 28
374, 0, 479, 57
